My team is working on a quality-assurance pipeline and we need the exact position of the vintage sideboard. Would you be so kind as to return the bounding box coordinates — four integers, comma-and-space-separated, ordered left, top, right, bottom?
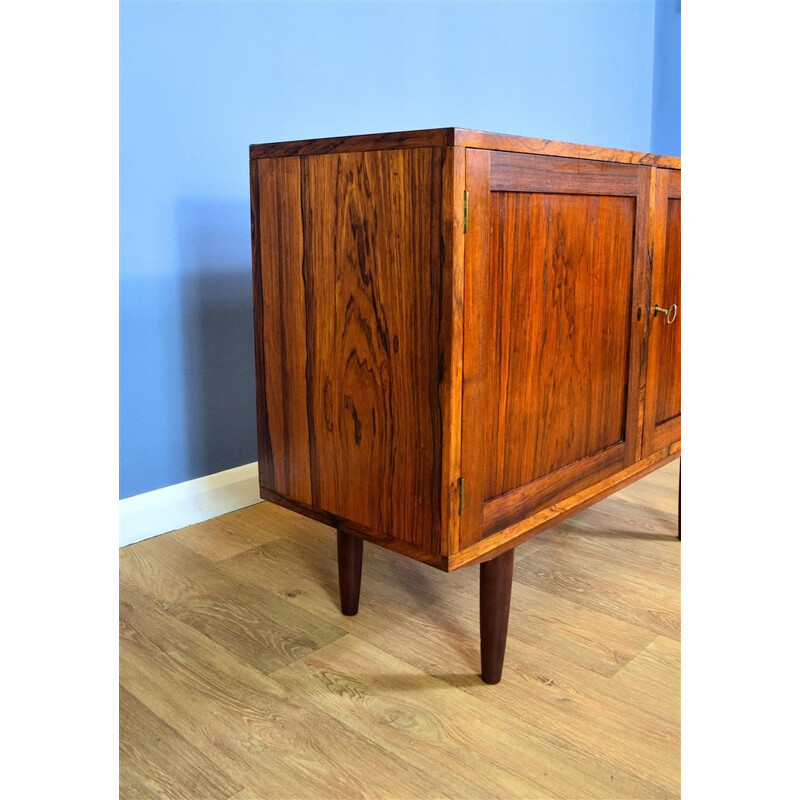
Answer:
249, 128, 681, 683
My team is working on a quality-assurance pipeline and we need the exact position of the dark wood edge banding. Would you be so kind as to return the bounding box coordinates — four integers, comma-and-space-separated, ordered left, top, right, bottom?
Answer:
251, 128, 681, 169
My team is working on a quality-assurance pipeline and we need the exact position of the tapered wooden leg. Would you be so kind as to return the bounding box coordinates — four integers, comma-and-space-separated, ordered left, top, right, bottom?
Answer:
337, 530, 363, 616
678, 460, 681, 541
480, 548, 515, 684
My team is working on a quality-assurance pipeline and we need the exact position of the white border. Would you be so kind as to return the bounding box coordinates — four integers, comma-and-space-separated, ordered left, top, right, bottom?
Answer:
119, 462, 261, 547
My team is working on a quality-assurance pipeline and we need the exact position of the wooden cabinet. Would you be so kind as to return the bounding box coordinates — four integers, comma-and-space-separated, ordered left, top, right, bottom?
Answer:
250, 128, 681, 683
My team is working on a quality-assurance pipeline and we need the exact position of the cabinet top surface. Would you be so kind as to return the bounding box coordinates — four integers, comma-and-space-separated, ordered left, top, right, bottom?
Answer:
249, 127, 680, 169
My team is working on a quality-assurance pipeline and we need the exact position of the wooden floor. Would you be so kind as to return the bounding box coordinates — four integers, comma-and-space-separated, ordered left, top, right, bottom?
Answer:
120, 461, 680, 800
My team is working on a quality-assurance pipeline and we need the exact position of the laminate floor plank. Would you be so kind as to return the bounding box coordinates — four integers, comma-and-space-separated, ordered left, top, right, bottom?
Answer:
120, 535, 346, 675
534, 496, 681, 573
514, 542, 681, 641
120, 583, 454, 800
270, 634, 673, 800
169, 502, 283, 562
460, 653, 680, 795
613, 461, 680, 516
119, 686, 242, 800
516, 526, 680, 606
120, 462, 681, 799
610, 636, 681, 726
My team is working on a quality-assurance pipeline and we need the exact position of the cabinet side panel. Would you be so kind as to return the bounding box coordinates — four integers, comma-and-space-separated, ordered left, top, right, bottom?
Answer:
301, 148, 445, 553
255, 157, 313, 504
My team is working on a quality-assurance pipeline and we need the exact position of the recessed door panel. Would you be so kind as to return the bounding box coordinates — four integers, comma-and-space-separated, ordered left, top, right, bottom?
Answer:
485, 190, 634, 498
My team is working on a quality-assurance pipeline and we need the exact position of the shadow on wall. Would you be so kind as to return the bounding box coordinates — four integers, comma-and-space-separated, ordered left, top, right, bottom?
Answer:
177, 199, 257, 480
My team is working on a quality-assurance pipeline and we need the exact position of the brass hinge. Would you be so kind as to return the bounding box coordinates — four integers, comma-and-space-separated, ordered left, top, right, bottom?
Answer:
458, 477, 465, 515
463, 191, 469, 234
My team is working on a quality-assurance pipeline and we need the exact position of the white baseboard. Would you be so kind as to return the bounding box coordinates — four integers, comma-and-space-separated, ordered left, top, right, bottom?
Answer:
119, 462, 262, 547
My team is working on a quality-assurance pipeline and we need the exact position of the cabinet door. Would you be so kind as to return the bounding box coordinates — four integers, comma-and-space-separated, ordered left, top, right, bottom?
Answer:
642, 169, 681, 455
460, 149, 651, 549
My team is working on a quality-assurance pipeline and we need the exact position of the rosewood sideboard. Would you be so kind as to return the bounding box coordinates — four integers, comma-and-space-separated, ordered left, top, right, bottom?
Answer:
249, 128, 681, 684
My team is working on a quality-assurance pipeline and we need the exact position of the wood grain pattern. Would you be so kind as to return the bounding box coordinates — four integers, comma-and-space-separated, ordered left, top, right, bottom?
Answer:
254, 346, 678, 573
252, 132, 679, 570
271, 634, 671, 799
483, 443, 625, 535
643, 168, 681, 456
170, 502, 284, 562
449, 445, 680, 570
302, 148, 445, 552
303, 148, 440, 549
120, 535, 346, 674
254, 156, 312, 503
459, 148, 492, 551
268, 636, 554, 799
253, 147, 448, 554
490, 150, 642, 195
624, 165, 656, 465
249, 159, 270, 494
453, 128, 681, 169
611, 636, 681, 726
250, 127, 681, 169
120, 460, 681, 799
119, 686, 242, 800
250, 128, 453, 160
485, 190, 634, 492
259, 486, 448, 570
275, 537, 680, 792
120, 583, 447, 799
439, 145, 465, 557
460, 149, 651, 550
655, 198, 681, 423
515, 545, 680, 641
220, 513, 657, 679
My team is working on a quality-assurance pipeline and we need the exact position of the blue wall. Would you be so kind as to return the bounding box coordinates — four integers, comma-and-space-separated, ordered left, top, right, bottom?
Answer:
120, 0, 679, 499
651, 1, 681, 155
